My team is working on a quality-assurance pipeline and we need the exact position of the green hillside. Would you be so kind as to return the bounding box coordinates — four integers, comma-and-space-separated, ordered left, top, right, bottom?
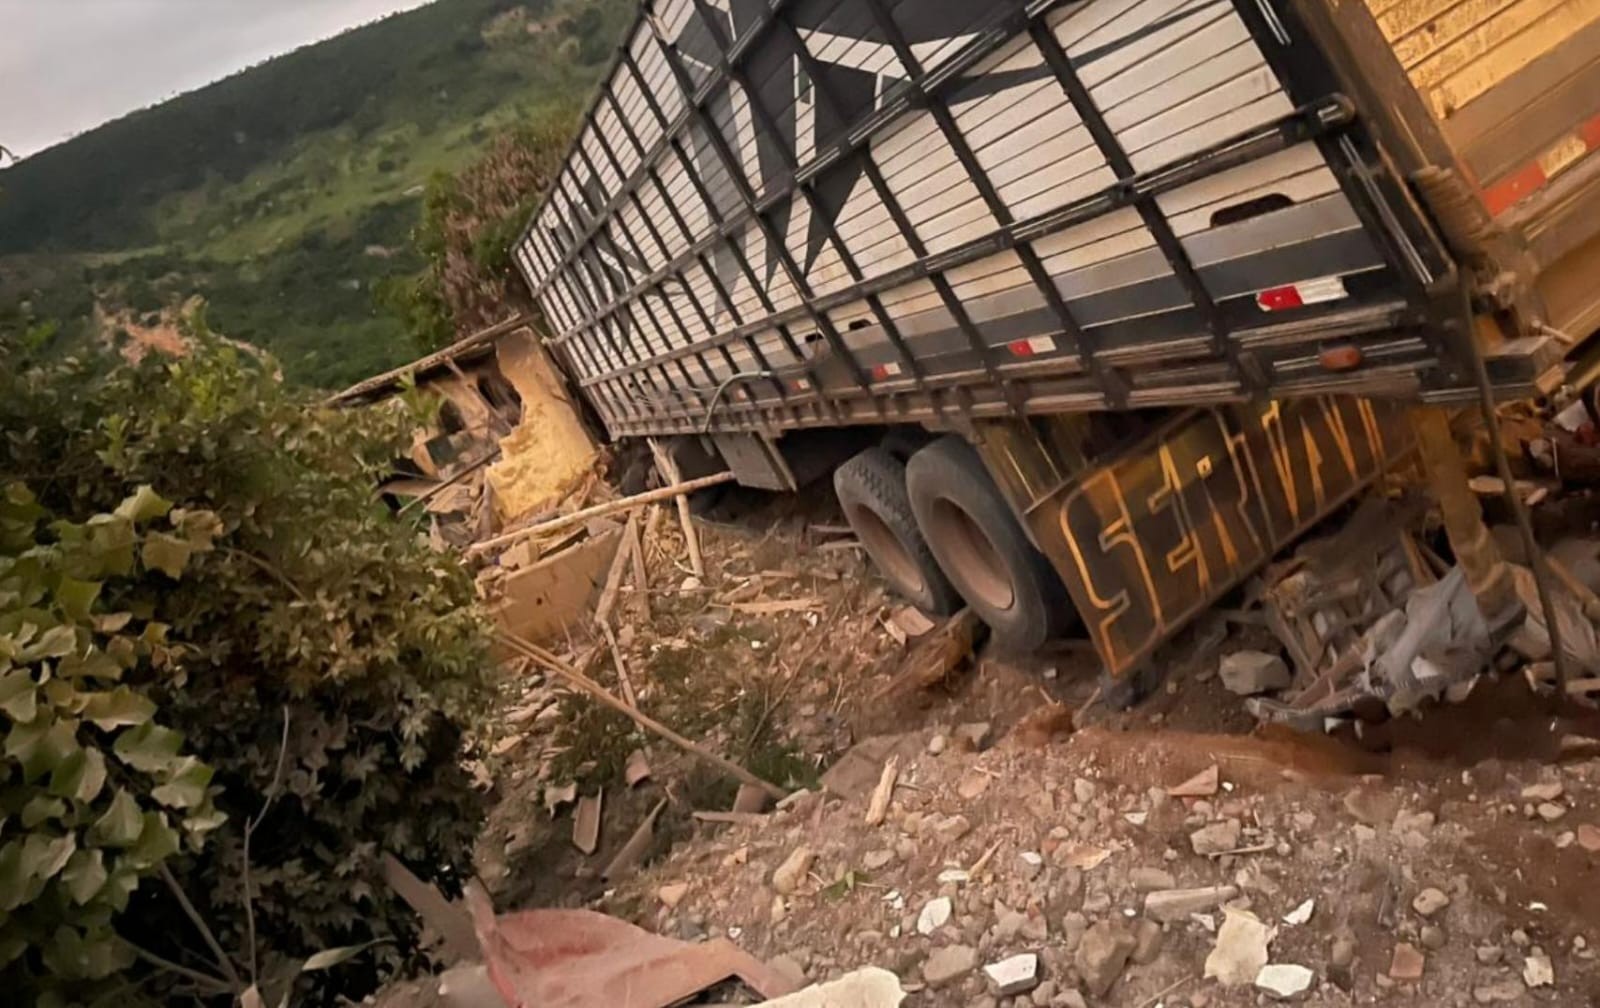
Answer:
0, 0, 626, 387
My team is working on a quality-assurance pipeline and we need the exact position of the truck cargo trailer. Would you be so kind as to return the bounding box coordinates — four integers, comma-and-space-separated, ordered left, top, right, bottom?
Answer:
512, 0, 1600, 676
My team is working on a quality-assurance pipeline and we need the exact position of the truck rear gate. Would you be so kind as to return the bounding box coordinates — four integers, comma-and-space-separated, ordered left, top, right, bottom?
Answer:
514, 0, 1555, 443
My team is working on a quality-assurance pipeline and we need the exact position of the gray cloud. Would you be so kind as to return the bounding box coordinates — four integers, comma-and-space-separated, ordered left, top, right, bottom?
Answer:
1, 0, 432, 159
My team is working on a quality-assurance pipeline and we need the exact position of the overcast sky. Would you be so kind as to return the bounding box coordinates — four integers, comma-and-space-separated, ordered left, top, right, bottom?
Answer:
1, 0, 435, 160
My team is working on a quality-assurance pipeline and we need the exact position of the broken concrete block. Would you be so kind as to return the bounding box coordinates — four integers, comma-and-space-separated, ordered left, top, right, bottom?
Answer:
657, 882, 689, 909
916, 896, 952, 935
758, 967, 903, 1007
1256, 963, 1314, 999
922, 945, 978, 988
1205, 908, 1275, 987
1389, 941, 1425, 981
771, 846, 814, 894
1129, 867, 1176, 892
1219, 650, 1291, 695
983, 953, 1039, 996
1144, 885, 1239, 922
1412, 887, 1449, 917
1074, 920, 1135, 996
1189, 819, 1243, 855
1131, 919, 1164, 965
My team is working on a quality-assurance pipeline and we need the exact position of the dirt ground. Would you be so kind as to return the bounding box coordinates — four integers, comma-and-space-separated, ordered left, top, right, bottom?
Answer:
472, 486, 1600, 1006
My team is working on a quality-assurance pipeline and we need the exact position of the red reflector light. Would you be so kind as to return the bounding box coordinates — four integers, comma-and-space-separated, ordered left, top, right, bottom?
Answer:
1007, 339, 1037, 357
1256, 285, 1304, 311
1318, 344, 1363, 372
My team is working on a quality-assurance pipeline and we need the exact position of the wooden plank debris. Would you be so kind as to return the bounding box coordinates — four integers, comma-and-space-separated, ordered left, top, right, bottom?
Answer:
649, 438, 706, 578
491, 526, 623, 645
602, 798, 667, 880
573, 790, 603, 854
726, 598, 824, 615
864, 756, 899, 826
625, 749, 652, 787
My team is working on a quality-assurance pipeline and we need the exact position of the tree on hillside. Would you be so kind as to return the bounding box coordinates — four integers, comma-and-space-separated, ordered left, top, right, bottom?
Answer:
378, 106, 578, 353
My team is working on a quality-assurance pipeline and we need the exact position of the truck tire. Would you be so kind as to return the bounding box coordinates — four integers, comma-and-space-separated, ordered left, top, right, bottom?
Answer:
906, 435, 1073, 652
834, 447, 962, 616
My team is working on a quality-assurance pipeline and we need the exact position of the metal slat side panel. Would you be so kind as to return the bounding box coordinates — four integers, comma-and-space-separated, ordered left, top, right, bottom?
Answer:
516, 0, 1451, 438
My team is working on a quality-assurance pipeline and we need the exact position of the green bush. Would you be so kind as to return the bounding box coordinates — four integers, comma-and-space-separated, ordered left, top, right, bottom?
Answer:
0, 483, 225, 1008
0, 316, 492, 1003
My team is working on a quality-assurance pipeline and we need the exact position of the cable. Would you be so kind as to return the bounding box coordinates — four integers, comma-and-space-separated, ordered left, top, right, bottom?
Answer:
699, 369, 777, 435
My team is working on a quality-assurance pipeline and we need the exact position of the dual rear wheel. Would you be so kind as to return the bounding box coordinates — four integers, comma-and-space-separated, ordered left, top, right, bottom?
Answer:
833, 436, 1073, 652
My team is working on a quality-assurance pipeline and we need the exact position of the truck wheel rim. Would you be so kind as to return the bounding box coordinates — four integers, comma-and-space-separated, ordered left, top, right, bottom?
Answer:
847, 503, 927, 599
930, 498, 1014, 611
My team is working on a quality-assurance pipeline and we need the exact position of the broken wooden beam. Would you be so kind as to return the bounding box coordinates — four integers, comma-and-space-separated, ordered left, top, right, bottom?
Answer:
649, 438, 706, 578
467, 471, 734, 556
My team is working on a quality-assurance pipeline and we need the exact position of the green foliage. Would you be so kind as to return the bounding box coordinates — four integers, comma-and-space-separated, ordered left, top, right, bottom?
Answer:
387, 107, 581, 353
0, 482, 225, 1006
0, 0, 631, 389
0, 318, 492, 1003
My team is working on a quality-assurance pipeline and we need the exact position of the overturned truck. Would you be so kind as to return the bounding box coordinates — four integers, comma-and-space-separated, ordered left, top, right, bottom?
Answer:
512, 0, 1600, 681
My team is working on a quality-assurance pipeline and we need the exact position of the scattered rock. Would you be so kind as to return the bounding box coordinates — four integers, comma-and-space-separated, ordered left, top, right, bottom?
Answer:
1537, 802, 1567, 822
772, 846, 815, 895
917, 896, 952, 935
1132, 919, 1164, 964
935, 815, 972, 843
1219, 650, 1290, 695
1392, 808, 1436, 837
1412, 887, 1450, 917
1075, 920, 1135, 996
1015, 851, 1044, 881
1578, 824, 1600, 851
657, 882, 689, 909
1521, 781, 1563, 801
1189, 820, 1243, 856
1205, 908, 1275, 987
1058, 991, 1088, 1008
954, 722, 992, 750
1055, 843, 1111, 870
1330, 934, 1356, 968
1130, 867, 1176, 892
1523, 950, 1554, 987
1145, 885, 1239, 923
983, 952, 1040, 996
1255, 963, 1314, 1000
1328, 932, 1356, 991
767, 954, 807, 988
1282, 899, 1314, 926
1030, 979, 1056, 1005
1472, 979, 1525, 1003
1169, 764, 1221, 798
1061, 912, 1088, 953
1388, 942, 1424, 981
1475, 945, 1503, 965
1420, 925, 1446, 951
927, 733, 948, 755
993, 909, 1027, 942
958, 770, 992, 800
863, 849, 895, 871
923, 944, 978, 988
1073, 778, 1097, 804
